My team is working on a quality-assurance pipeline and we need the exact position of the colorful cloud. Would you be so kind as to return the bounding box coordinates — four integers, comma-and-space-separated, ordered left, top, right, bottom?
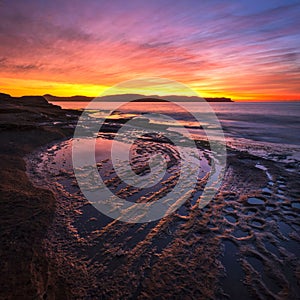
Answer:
0, 0, 299, 100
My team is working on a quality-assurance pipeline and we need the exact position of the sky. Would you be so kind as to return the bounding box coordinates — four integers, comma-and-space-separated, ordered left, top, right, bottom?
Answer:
0, 0, 299, 101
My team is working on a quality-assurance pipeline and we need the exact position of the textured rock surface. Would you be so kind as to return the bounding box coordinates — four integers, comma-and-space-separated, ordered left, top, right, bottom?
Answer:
0, 93, 79, 299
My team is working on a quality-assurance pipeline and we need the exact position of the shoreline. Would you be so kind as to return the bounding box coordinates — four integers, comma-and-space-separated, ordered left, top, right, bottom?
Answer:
1, 93, 299, 299
26, 131, 300, 299
0, 93, 80, 299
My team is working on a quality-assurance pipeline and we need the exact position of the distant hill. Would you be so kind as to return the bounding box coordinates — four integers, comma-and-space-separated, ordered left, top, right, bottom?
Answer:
44, 94, 94, 102
44, 94, 233, 102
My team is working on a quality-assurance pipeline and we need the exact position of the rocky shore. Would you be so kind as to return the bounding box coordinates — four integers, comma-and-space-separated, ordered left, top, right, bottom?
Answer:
1, 93, 299, 299
0, 93, 80, 299
26, 134, 300, 299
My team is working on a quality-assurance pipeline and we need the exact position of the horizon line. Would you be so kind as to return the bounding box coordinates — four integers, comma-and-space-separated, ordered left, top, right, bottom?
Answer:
2, 91, 300, 102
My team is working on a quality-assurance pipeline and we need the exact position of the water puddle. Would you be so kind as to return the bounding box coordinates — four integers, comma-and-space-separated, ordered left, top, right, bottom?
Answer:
250, 219, 265, 229
247, 197, 265, 205
225, 215, 238, 224
291, 202, 300, 209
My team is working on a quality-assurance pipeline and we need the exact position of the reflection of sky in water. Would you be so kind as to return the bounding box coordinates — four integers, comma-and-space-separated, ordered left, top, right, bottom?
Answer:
64, 101, 300, 147
70, 101, 300, 165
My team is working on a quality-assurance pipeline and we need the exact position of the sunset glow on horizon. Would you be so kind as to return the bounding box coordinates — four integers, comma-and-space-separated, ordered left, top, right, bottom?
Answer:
0, 0, 300, 101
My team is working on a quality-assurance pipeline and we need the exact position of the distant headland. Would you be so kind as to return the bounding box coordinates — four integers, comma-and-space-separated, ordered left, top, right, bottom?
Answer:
44, 94, 233, 102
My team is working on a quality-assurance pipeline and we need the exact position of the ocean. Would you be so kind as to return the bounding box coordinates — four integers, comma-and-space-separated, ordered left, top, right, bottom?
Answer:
52, 101, 300, 163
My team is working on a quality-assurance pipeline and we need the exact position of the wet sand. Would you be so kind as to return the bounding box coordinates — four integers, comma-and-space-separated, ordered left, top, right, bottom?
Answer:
26, 121, 300, 299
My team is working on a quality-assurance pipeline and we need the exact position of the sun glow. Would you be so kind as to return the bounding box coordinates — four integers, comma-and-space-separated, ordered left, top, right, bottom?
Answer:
1, 0, 299, 101
0, 78, 108, 97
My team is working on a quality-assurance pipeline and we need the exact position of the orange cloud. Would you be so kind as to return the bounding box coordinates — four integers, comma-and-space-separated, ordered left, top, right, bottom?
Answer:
0, 0, 299, 101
